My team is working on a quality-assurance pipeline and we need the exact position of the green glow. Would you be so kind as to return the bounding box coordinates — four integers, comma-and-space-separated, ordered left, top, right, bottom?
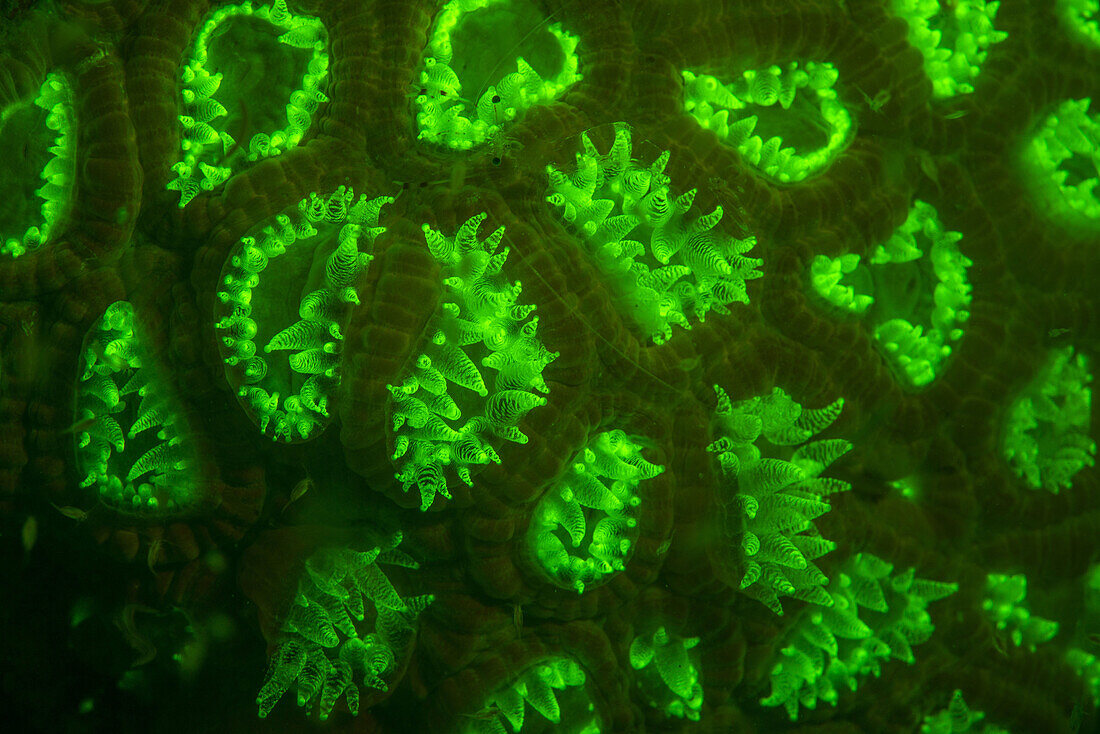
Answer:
0, 71, 77, 258
216, 186, 393, 443
809, 200, 972, 388
256, 538, 432, 719
169, 0, 329, 207
1002, 346, 1095, 493
461, 656, 600, 734
889, 476, 920, 499
629, 626, 704, 721
889, 0, 1008, 99
547, 123, 762, 345
528, 430, 663, 594
809, 253, 873, 316
922, 690, 1008, 734
708, 385, 851, 615
1059, 0, 1100, 47
682, 62, 854, 182
762, 553, 958, 720
415, 0, 581, 152
75, 301, 202, 517
1020, 98, 1100, 231
981, 573, 1059, 651
389, 213, 558, 510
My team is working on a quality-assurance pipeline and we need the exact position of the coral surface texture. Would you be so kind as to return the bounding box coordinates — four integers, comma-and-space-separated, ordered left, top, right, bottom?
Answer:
0, 0, 1098, 733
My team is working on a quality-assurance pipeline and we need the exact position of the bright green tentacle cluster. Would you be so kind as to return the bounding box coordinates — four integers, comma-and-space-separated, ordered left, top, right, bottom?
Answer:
256, 538, 433, 720
0, 71, 76, 258
216, 186, 392, 442
169, 0, 329, 207
922, 690, 1009, 734
808, 253, 874, 316
707, 385, 851, 615
414, 0, 581, 152
461, 656, 600, 734
810, 200, 972, 388
389, 213, 557, 510
762, 553, 958, 720
889, 0, 1008, 99
1020, 98, 1100, 230
1059, 0, 1100, 47
528, 430, 663, 594
981, 573, 1059, 651
682, 62, 854, 183
75, 301, 201, 516
1002, 346, 1095, 493
629, 626, 704, 721
546, 123, 762, 345
1068, 565, 1100, 705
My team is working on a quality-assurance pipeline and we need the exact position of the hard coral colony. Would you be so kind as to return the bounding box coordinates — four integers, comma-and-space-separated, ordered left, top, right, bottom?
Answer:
0, 0, 1098, 733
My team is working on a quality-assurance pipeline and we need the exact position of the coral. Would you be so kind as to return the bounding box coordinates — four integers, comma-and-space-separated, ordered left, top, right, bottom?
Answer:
1002, 346, 1095, 493
255, 536, 433, 719
414, 0, 581, 152
629, 626, 704, 721
708, 385, 850, 614
1019, 98, 1100, 232
460, 655, 599, 733
168, 0, 329, 208
388, 212, 557, 510
527, 429, 663, 594
215, 185, 392, 443
981, 573, 1059, 651
889, 0, 1008, 99
0, 1, 1097, 732
547, 122, 762, 344
809, 199, 972, 388
1058, 0, 1100, 48
922, 690, 1009, 734
74, 301, 203, 516
0, 71, 76, 258
760, 552, 957, 720
682, 62, 855, 183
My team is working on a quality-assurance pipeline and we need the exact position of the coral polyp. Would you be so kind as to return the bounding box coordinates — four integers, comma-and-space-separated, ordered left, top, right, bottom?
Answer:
75, 301, 203, 516
1, 0, 1098, 732
414, 0, 581, 152
215, 185, 392, 442
682, 62, 854, 183
169, 0, 329, 207
0, 71, 76, 258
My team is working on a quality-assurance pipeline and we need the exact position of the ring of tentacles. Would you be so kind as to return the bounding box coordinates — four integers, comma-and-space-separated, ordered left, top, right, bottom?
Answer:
1, 0, 1098, 732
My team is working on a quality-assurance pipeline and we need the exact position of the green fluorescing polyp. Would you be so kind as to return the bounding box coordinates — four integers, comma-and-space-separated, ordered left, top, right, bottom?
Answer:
889, 0, 1008, 99
528, 430, 663, 594
1021, 98, 1100, 231
169, 0, 329, 207
256, 538, 434, 720
547, 123, 762, 345
808, 200, 973, 389
1059, 0, 1100, 48
682, 62, 854, 182
75, 301, 202, 517
215, 186, 393, 443
462, 656, 601, 734
629, 627, 704, 721
389, 213, 558, 511
1002, 345, 1095, 493
0, 71, 77, 258
922, 690, 1007, 734
708, 385, 851, 615
414, 0, 582, 152
761, 553, 958, 721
